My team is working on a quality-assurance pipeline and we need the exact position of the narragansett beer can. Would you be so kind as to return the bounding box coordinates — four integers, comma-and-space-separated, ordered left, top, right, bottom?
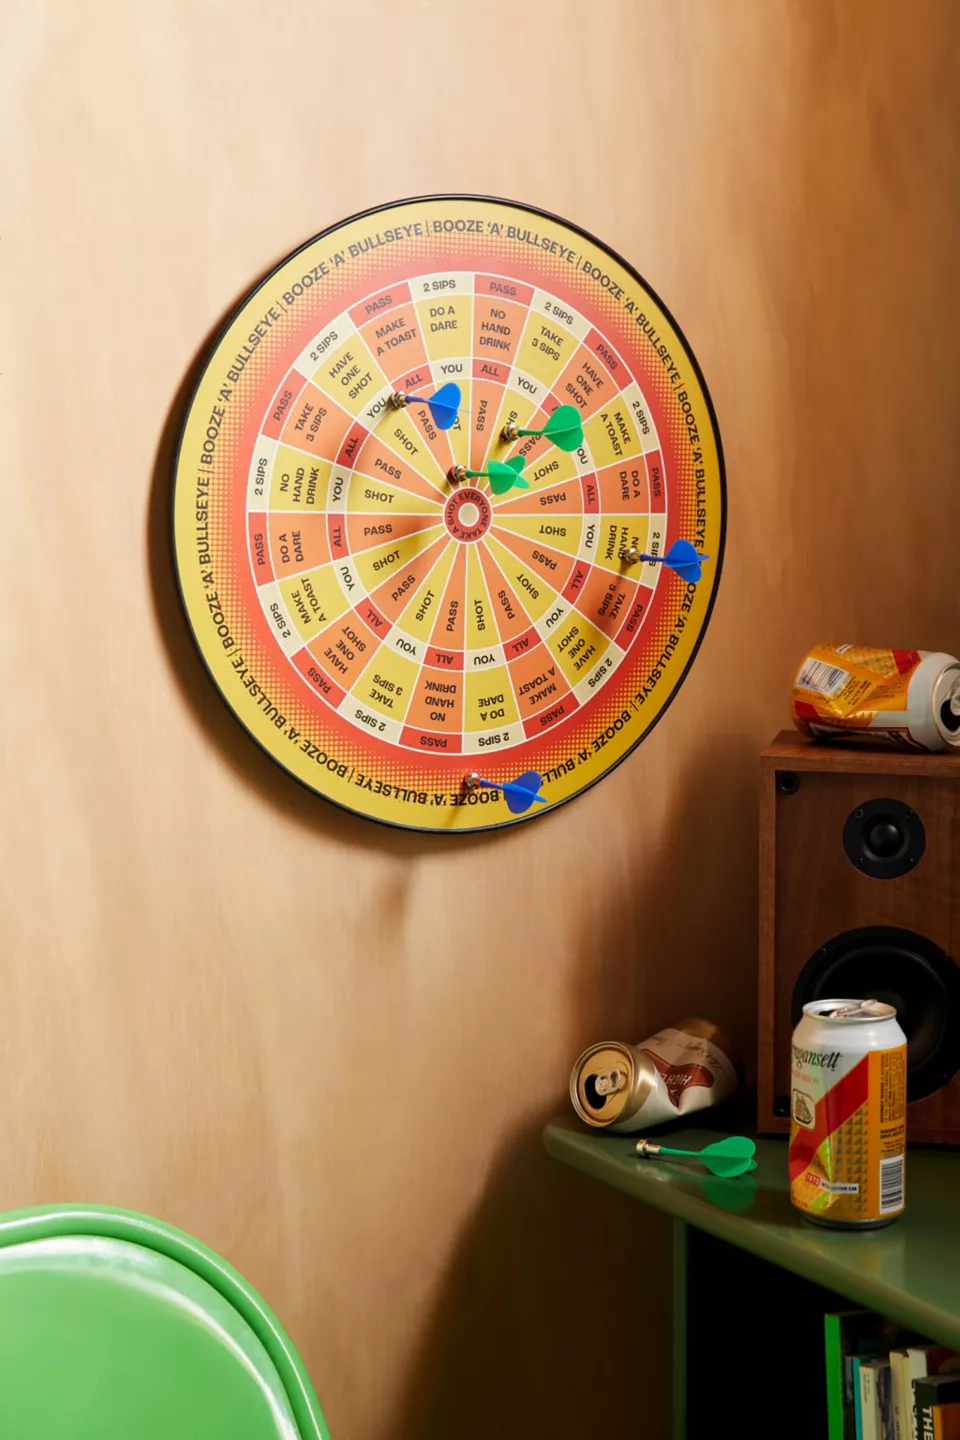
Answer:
790, 999, 907, 1228
792, 645, 960, 752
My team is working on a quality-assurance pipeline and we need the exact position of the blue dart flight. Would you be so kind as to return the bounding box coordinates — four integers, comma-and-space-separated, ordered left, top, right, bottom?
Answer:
396, 381, 462, 430
470, 770, 546, 815
638, 538, 711, 584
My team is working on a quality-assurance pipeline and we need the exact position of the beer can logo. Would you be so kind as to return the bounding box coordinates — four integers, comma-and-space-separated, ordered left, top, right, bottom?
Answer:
641, 1050, 714, 1109
792, 1089, 815, 1129
789, 1034, 906, 1224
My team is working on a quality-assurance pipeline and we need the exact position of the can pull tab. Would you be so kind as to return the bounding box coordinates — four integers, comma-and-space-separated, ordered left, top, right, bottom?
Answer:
593, 1067, 627, 1097
941, 687, 960, 734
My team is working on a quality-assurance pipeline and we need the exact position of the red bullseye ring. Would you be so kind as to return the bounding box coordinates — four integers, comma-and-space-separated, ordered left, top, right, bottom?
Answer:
444, 487, 491, 542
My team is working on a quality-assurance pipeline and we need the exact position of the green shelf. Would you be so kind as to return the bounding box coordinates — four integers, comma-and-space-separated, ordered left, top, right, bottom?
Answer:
544, 1116, 960, 1350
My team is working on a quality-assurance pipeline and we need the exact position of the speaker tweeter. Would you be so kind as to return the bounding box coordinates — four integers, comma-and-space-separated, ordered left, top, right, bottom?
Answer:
842, 797, 925, 879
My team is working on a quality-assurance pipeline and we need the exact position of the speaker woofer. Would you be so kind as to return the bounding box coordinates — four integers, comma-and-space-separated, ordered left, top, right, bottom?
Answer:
791, 926, 960, 1102
842, 797, 925, 879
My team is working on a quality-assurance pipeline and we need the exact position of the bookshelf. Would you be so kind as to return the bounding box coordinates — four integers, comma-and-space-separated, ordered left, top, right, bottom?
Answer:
544, 1116, 960, 1439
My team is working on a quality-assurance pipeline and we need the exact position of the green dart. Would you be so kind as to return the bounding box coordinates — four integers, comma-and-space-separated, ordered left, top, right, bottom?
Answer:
635, 1135, 757, 1179
501, 403, 584, 452
449, 455, 528, 495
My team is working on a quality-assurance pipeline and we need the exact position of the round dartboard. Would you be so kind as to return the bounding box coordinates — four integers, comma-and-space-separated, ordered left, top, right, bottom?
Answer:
173, 196, 724, 831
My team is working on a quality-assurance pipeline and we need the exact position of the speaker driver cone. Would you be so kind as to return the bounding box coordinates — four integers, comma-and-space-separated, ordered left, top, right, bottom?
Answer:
843, 797, 925, 879
791, 926, 960, 1103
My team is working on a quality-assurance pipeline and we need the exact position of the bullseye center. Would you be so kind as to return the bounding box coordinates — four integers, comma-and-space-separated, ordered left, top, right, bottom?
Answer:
443, 487, 491, 543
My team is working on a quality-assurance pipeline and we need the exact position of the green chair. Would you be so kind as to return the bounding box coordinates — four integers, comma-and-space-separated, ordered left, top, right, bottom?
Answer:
0, 1205, 331, 1439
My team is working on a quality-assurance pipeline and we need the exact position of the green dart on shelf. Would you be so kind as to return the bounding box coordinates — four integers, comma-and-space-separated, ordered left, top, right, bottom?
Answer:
635, 1135, 757, 1179
501, 403, 584, 452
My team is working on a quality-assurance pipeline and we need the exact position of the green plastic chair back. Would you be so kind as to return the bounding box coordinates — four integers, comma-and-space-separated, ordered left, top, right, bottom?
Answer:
0, 1205, 331, 1440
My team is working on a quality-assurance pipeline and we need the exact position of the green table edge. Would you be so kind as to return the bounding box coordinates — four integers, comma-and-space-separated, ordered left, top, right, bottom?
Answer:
543, 1118, 960, 1352
0, 1205, 331, 1440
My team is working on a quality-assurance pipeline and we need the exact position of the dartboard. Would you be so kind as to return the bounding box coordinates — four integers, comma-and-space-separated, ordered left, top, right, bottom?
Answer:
173, 196, 724, 831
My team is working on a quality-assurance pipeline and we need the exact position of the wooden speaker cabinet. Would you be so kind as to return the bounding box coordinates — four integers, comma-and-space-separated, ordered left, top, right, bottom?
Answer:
759, 731, 960, 1143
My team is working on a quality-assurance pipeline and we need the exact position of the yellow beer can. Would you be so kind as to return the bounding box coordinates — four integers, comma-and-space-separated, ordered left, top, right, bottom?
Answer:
790, 999, 907, 1228
792, 645, 960, 751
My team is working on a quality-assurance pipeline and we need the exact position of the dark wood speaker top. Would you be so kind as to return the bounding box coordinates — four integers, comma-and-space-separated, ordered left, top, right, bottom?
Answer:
762, 730, 960, 778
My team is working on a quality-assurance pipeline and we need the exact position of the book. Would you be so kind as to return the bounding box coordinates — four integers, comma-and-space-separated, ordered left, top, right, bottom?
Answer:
932, 1406, 960, 1440
854, 1356, 868, 1440
860, 1358, 892, 1440
893, 1352, 912, 1440
915, 1353, 960, 1434
894, 1349, 954, 1440
916, 1378, 960, 1438
825, 1312, 918, 1440
879, 1363, 894, 1439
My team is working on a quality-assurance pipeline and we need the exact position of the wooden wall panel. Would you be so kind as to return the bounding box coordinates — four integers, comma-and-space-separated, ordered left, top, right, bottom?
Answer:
1, 2, 957, 1434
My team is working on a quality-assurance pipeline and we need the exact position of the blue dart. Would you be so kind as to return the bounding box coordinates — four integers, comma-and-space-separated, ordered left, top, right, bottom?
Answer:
391, 381, 462, 430
624, 538, 711, 584
467, 770, 547, 815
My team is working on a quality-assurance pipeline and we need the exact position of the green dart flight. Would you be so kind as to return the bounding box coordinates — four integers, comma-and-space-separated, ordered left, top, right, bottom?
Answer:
501, 404, 584, 452
450, 455, 528, 495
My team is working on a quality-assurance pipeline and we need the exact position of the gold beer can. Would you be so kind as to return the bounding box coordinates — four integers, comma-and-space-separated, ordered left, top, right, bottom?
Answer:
570, 1018, 739, 1133
792, 645, 960, 752
790, 999, 907, 1228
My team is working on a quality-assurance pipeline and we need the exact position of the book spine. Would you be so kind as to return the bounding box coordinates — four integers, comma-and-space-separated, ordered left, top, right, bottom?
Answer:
824, 1315, 845, 1440
861, 1363, 879, 1440
854, 1357, 866, 1440
891, 1353, 908, 1440
916, 1397, 935, 1440
931, 1400, 960, 1439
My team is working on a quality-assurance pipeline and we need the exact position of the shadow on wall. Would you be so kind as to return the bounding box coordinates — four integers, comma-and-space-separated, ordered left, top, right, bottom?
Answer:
383, 1113, 674, 1440
626, 731, 760, 1067
559, 728, 760, 1071
385, 734, 759, 1438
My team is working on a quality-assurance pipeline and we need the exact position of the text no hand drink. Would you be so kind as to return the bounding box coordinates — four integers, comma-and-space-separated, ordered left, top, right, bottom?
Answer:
790, 999, 907, 1228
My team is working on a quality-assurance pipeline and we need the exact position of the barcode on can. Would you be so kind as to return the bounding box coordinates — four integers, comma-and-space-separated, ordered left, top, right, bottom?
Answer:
879, 1154, 904, 1213
796, 658, 850, 695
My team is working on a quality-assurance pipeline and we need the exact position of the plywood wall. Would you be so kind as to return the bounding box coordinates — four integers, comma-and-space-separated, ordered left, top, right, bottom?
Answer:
2, 2, 958, 1435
